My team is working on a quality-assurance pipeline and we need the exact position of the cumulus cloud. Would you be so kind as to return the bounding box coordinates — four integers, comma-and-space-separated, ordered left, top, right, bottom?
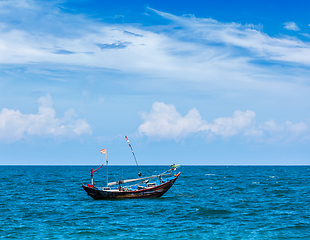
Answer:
260, 120, 308, 143
0, 94, 91, 142
139, 102, 309, 143
284, 22, 300, 31
139, 102, 256, 139
199, 110, 256, 138
139, 102, 203, 139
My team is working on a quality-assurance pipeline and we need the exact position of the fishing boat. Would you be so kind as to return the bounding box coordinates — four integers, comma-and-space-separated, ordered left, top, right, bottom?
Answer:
82, 136, 181, 200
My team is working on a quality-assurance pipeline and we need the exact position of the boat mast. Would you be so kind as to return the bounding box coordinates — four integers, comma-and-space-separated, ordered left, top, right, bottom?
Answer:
100, 148, 108, 188
125, 136, 142, 177
106, 149, 108, 188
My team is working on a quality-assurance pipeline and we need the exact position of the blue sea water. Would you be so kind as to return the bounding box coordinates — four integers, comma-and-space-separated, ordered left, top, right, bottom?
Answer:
0, 166, 310, 239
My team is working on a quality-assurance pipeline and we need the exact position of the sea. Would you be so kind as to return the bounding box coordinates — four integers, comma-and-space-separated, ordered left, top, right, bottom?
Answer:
0, 165, 309, 239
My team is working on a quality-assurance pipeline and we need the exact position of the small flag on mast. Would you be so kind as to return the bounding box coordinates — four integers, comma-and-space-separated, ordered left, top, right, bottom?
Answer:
100, 148, 107, 154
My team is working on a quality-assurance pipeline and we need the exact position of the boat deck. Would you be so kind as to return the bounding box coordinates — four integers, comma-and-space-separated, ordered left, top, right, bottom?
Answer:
92, 176, 176, 192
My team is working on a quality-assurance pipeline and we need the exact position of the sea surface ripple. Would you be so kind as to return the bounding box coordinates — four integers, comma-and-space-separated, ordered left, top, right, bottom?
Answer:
0, 166, 309, 239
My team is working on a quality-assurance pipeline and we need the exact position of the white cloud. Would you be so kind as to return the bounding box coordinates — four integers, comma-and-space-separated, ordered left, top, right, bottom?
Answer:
139, 102, 309, 143
260, 120, 308, 143
0, 0, 37, 11
261, 120, 308, 134
150, 8, 310, 65
284, 22, 300, 31
0, 94, 91, 143
139, 102, 203, 139
139, 102, 256, 139
199, 110, 256, 137
301, 33, 310, 38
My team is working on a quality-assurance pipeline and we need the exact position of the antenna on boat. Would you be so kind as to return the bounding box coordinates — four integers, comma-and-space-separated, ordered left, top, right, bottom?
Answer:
125, 136, 142, 177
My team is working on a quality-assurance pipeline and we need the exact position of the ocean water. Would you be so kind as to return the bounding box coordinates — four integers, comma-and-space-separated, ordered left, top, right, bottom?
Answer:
0, 166, 309, 239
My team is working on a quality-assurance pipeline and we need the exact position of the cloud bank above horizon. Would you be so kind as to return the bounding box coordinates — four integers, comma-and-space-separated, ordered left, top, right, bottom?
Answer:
2, 97, 307, 145
0, 94, 91, 143
139, 102, 309, 144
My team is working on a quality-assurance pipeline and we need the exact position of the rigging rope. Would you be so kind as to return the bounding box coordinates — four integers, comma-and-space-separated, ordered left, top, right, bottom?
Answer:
172, 184, 195, 198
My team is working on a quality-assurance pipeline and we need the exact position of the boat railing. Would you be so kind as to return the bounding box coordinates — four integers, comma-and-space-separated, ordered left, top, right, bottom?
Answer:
107, 171, 172, 187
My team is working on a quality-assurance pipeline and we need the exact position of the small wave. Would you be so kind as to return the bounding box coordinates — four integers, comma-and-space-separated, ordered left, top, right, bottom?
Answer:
205, 174, 215, 176
147, 209, 167, 215
195, 208, 233, 216
270, 189, 294, 196
272, 223, 310, 231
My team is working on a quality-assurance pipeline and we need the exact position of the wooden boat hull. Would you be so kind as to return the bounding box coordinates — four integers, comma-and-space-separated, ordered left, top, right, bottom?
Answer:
82, 174, 180, 200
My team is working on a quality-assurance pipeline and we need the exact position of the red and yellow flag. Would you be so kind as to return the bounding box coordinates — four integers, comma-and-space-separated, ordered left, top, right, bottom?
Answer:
100, 148, 107, 154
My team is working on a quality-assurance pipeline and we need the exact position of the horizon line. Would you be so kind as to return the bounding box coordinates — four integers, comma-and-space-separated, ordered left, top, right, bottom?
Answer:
1, 164, 309, 166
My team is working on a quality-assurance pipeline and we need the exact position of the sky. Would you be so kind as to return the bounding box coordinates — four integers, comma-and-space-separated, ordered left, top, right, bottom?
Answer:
0, 0, 310, 165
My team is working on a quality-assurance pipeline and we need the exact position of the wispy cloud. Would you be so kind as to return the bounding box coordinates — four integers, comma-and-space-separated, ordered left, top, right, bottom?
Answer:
301, 33, 310, 38
284, 22, 300, 31
0, 0, 309, 108
150, 8, 310, 65
0, 94, 91, 143
1, 2, 310, 75
139, 102, 309, 143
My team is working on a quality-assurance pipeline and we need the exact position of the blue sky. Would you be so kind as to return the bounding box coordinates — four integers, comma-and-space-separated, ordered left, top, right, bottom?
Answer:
0, 0, 310, 165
